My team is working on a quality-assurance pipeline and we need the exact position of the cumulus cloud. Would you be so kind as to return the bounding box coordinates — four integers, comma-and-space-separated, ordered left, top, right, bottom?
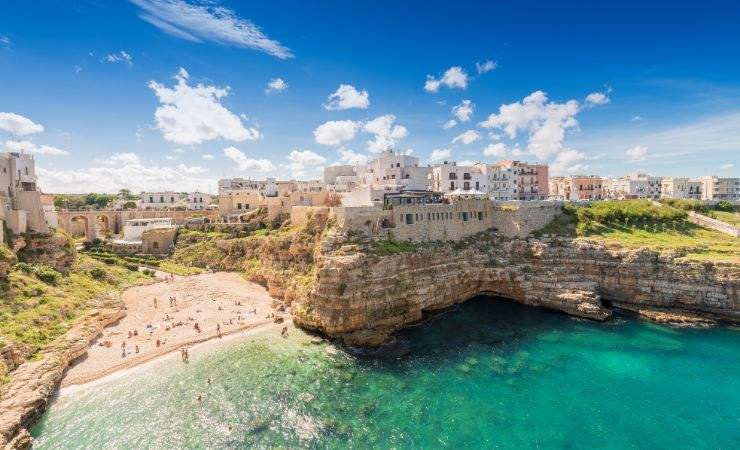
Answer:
442, 119, 457, 130
478, 90, 580, 159
362, 114, 408, 153
324, 84, 370, 110
337, 147, 369, 166
314, 120, 359, 146
223, 146, 275, 172
452, 100, 474, 122
37, 152, 212, 193
625, 145, 648, 162
130, 0, 292, 59
148, 67, 260, 145
550, 149, 588, 175
631, 115, 643, 122
585, 91, 610, 107
104, 50, 133, 67
286, 150, 327, 177
202, 153, 214, 159
265, 78, 287, 93
429, 148, 451, 162
0, 36, 10, 45
476, 60, 497, 74
452, 129, 481, 145
720, 163, 734, 170
424, 66, 468, 93
4, 140, 70, 156
483, 142, 507, 158
0, 112, 44, 136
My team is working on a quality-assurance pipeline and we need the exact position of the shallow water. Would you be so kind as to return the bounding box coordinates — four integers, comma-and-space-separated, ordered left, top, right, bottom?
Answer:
32, 298, 739, 449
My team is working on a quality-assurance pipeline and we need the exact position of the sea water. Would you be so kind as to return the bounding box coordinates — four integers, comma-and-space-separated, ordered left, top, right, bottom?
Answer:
31, 297, 739, 449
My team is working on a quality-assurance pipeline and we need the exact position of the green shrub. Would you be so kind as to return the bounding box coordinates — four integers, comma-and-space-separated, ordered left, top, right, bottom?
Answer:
13, 262, 34, 274
34, 266, 61, 285
124, 262, 139, 271
102, 257, 117, 265
89, 267, 107, 280
715, 200, 734, 212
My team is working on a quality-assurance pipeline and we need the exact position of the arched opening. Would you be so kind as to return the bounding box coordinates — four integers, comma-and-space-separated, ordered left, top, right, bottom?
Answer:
68, 216, 89, 239
152, 241, 159, 249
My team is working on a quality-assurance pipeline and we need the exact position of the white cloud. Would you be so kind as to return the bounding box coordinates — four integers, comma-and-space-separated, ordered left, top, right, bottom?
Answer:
631, 115, 643, 122
287, 150, 327, 177
0, 36, 10, 45
337, 147, 369, 166
452, 99, 474, 122
37, 152, 213, 193
148, 67, 260, 145
4, 140, 70, 156
585, 91, 610, 107
314, 120, 359, 146
223, 146, 275, 172
429, 148, 451, 162
550, 149, 588, 175
324, 84, 370, 110
476, 60, 497, 74
362, 114, 408, 153
442, 119, 457, 130
483, 142, 507, 158
720, 163, 734, 170
625, 145, 648, 162
424, 66, 468, 93
265, 77, 288, 93
130, 0, 292, 59
478, 90, 580, 159
104, 50, 133, 67
0, 112, 44, 136
452, 129, 481, 145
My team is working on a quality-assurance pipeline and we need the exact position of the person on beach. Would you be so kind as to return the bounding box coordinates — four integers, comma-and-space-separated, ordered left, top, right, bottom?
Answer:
135, 345, 139, 354
217, 323, 222, 338
194, 322, 201, 333
156, 339, 161, 348
153, 298, 157, 308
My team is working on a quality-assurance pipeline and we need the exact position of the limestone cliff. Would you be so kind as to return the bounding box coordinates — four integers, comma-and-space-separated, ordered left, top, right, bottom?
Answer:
292, 233, 738, 346
14, 232, 76, 274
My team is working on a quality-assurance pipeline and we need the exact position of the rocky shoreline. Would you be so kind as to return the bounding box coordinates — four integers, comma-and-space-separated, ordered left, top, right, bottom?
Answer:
292, 233, 738, 346
0, 295, 125, 449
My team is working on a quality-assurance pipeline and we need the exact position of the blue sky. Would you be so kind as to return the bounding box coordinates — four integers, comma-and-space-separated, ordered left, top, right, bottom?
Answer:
1, 0, 739, 193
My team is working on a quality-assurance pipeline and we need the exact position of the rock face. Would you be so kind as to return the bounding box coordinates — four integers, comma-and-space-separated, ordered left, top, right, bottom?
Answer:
293, 234, 738, 346
0, 295, 125, 449
15, 232, 76, 274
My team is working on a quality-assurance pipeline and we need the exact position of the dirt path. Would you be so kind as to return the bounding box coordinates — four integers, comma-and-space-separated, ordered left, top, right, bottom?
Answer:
61, 272, 288, 387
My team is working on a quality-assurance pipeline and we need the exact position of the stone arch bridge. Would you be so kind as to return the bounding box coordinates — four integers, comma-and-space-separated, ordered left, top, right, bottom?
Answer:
56, 209, 219, 241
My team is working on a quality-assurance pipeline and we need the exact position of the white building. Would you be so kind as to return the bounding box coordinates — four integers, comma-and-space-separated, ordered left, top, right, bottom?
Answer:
475, 162, 515, 200
186, 192, 212, 210
361, 150, 432, 192
698, 176, 740, 201
139, 191, 185, 210
0, 152, 48, 234
218, 177, 278, 197
431, 162, 487, 193
608, 173, 663, 199
660, 177, 702, 200
121, 217, 174, 242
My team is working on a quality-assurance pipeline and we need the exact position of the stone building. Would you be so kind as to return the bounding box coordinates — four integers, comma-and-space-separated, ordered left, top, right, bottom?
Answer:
0, 151, 49, 234
660, 177, 702, 200
497, 160, 549, 200
139, 191, 184, 210
474, 162, 516, 201
431, 161, 487, 193
549, 175, 604, 201
608, 173, 663, 199
186, 191, 213, 210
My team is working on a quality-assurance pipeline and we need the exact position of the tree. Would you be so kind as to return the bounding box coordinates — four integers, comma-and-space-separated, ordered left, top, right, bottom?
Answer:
122, 201, 137, 210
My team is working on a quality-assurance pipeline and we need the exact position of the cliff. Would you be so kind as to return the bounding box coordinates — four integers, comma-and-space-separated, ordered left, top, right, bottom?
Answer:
292, 232, 738, 346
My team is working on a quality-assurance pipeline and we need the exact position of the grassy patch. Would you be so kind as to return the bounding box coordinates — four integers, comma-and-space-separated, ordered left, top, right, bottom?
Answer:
709, 210, 740, 227
538, 200, 739, 263
158, 260, 203, 276
0, 254, 151, 357
364, 239, 422, 256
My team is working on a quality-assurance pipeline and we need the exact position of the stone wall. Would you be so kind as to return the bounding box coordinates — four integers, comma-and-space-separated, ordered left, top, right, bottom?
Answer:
293, 233, 738, 346
290, 206, 330, 228
390, 200, 494, 241
490, 201, 562, 238
15, 231, 75, 273
141, 228, 177, 255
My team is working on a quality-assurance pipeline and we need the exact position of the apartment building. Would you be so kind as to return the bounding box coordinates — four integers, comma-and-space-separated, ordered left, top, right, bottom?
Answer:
608, 173, 662, 199
698, 176, 740, 200
361, 150, 432, 192
497, 160, 549, 200
186, 191, 213, 210
475, 162, 515, 201
218, 177, 278, 197
549, 175, 604, 201
139, 191, 184, 210
660, 177, 702, 200
431, 161, 486, 193
0, 151, 49, 234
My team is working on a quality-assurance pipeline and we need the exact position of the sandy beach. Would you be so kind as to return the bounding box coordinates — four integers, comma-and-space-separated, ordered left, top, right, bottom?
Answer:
61, 272, 289, 387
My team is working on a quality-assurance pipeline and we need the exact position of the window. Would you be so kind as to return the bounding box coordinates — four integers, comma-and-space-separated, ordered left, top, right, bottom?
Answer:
160, 196, 164, 202
478, 212, 483, 220
405, 214, 413, 224
450, 181, 455, 190
237, 203, 242, 209
462, 212, 469, 221
464, 182, 470, 190
449, 173, 457, 180
152, 241, 159, 249
475, 181, 480, 190
149, 196, 154, 202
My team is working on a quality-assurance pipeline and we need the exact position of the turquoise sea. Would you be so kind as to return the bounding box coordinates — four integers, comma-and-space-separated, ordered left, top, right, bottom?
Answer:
32, 298, 739, 449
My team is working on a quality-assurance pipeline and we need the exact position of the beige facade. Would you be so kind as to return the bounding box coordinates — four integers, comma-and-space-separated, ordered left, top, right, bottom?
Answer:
698, 176, 740, 200
660, 177, 702, 199
498, 160, 549, 200
549, 175, 603, 200
431, 162, 487, 193
0, 152, 48, 234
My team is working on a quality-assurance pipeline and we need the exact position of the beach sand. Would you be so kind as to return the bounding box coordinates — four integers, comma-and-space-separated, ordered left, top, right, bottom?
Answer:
61, 272, 288, 387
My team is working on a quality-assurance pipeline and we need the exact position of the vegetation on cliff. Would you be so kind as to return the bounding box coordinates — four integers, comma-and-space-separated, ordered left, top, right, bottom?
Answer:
537, 200, 739, 263
0, 253, 150, 366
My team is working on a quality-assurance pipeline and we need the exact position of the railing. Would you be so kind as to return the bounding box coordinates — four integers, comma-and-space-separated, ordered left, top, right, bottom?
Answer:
687, 211, 739, 237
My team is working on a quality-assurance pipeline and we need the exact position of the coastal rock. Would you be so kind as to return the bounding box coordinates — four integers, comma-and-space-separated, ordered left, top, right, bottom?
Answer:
0, 295, 125, 449
15, 232, 76, 274
292, 234, 738, 346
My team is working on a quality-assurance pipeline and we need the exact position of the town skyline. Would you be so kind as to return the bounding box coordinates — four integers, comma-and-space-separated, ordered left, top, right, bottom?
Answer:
2, 0, 739, 194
